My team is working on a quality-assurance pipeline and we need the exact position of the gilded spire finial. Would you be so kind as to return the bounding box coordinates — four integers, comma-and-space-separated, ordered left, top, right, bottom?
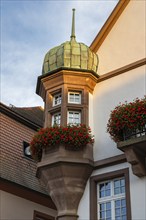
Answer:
70, 8, 76, 41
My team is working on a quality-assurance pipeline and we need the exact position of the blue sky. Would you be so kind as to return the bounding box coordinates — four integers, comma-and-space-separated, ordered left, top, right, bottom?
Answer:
1, 0, 118, 107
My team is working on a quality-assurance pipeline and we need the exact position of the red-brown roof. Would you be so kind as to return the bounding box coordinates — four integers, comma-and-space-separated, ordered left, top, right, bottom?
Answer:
0, 102, 56, 209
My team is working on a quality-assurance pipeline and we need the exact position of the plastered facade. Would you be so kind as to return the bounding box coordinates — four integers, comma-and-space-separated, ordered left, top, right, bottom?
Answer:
0, 191, 57, 220
78, 0, 146, 219
97, 0, 146, 75
92, 65, 145, 161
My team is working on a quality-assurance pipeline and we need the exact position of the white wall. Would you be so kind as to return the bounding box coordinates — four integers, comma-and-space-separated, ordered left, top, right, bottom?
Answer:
79, 1, 146, 219
97, 0, 146, 75
93, 65, 145, 161
78, 163, 146, 220
0, 191, 57, 220
83, 58, 145, 220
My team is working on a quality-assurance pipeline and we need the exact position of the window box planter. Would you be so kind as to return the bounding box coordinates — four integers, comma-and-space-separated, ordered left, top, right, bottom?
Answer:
107, 97, 146, 177
30, 124, 94, 161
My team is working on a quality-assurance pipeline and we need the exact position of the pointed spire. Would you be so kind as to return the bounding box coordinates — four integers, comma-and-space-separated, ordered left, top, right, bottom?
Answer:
70, 8, 76, 42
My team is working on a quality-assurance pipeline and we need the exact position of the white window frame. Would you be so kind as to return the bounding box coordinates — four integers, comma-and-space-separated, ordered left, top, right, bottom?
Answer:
52, 112, 61, 126
68, 92, 81, 104
67, 111, 81, 125
53, 93, 62, 106
97, 177, 126, 220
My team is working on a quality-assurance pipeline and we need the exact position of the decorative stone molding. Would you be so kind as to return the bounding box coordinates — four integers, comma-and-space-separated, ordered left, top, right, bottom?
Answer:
36, 144, 94, 220
117, 135, 146, 177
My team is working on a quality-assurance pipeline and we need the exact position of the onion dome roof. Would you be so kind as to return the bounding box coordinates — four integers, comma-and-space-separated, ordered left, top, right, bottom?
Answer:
42, 9, 99, 75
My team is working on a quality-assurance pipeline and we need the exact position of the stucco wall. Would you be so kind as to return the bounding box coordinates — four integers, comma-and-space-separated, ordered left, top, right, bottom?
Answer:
78, 163, 146, 220
0, 191, 57, 220
92, 65, 145, 161
97, 0, 146, 75
81, 64, 146, 219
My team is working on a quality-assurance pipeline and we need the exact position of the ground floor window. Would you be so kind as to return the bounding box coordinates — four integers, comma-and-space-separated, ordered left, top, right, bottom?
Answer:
90, 168, 131, 220
98, 177, 126, 220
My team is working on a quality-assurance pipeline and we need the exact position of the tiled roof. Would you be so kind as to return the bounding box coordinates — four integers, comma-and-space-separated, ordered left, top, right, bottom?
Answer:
0, 102, 44, 130
9, 105, 44, 128
0, 103, 52, 200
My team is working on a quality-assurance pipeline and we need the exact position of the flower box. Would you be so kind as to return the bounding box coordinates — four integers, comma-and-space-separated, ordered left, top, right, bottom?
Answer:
30, 124, 94, 161
107, 97, 146, 142
107, 97, 146, 177
123, 125, 146, 141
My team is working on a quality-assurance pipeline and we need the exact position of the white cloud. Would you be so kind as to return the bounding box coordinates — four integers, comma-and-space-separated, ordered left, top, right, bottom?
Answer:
1, 0, 118, 107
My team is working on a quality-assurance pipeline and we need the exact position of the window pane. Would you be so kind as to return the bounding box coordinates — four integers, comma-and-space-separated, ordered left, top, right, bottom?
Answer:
99, 202, 111, 220
115, 199, 127, 220
53, 113, 61, 126
68, 111, 80, 125
115, 208, 120, 216
100, 211, 105, 218
68, 92, 81, 104
114, 180, 120, 187
122, 215, 127, 220
115, 200, 121, 207
53, 93, 61, 106
99, 182, 111, 198
114, 188, 120, 195
114, 178, 125, 195
106, 202, 111, 210
121, 186, 125, 193
107, 210, 111, 218
121, 199, 126, 207
115, 217, 121, 220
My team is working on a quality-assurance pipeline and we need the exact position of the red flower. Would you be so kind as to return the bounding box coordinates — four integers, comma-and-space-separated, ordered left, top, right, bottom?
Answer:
30, 124, 94, 161
107, 96, 146, 142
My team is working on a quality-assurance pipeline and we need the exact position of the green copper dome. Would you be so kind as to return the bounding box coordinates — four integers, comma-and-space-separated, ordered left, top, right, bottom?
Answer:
42, 9, 99, 75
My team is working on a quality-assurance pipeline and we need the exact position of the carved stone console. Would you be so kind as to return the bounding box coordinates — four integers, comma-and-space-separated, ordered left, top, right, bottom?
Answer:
36, 144, 94, 220
117, 135, 146, 177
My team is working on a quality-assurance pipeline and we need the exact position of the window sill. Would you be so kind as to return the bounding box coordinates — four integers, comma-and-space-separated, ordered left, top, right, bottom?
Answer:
117, 135, 146, 177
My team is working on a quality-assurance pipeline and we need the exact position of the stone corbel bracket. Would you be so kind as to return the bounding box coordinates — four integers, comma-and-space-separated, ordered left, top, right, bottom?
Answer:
117, 135, 146, 177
